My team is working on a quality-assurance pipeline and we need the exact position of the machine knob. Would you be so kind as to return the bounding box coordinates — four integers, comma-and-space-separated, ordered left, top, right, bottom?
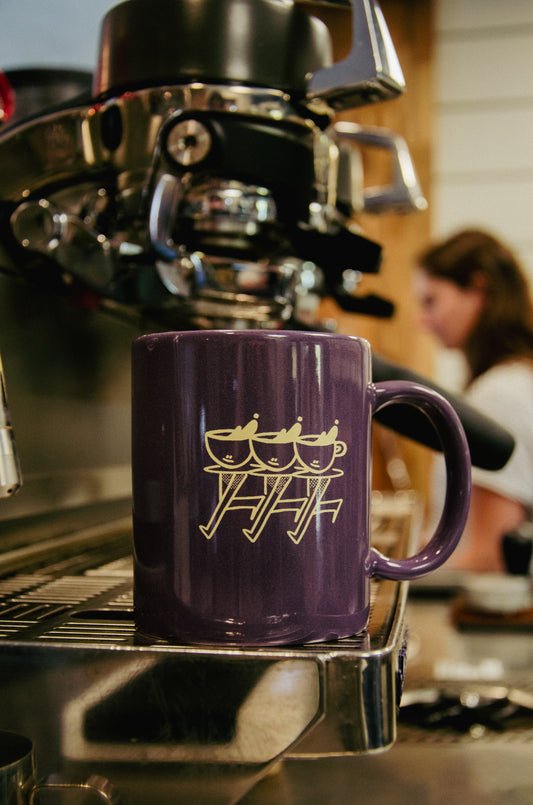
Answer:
167, 119, 212, 167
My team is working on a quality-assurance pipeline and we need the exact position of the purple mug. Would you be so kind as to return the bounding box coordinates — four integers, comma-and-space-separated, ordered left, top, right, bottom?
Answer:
132, 330, 471, 645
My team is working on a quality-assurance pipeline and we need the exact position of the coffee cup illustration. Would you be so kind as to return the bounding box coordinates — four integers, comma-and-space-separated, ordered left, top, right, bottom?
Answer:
250, 421, 302, 472
205, 417, 258, 469
295, 424, 347, 473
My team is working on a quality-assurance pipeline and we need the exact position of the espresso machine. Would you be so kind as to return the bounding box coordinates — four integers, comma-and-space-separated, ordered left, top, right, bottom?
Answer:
0, 0, 421, 330
0, 1, 515, 802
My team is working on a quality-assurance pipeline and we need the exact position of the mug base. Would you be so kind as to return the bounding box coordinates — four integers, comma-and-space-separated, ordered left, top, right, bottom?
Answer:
134, 608, 370, 647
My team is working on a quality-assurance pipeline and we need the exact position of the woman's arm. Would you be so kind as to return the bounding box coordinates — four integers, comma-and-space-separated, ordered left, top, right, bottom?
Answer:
448, 485, 526, 572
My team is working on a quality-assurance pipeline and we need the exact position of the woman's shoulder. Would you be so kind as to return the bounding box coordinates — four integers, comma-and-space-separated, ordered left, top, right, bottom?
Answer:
465, 360, 533, 425
468, 359, 533, 396
467, 361, 533, 509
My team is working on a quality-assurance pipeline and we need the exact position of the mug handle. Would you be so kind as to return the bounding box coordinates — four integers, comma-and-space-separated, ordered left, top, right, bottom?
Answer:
367, 380, 471, 580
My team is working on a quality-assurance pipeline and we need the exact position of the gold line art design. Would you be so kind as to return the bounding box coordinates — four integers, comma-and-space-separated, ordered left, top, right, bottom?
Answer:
200, 416, 347, 544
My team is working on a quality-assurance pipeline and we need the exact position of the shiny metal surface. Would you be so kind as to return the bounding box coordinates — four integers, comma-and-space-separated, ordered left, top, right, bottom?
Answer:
240, 597, 533, 804
148, 173, 300, 327
334, 122, 428, 214
0, 351, 22, 498
0, 86, 421, 329
305, 0, 405, 110
0, 273, 134, 524
92, 0, 333, 101
239, 743, 533, 804
0, 85, 322, 329
0, 85, 311, 200
91, 0, 401, 114
31, 775, 121, 805
0, 729, 120, 805
0, 731, 36, 805
0, 2, 419, 331
0, 494, 415, 804
0, 565, 407, 757
7, 500, 532, 805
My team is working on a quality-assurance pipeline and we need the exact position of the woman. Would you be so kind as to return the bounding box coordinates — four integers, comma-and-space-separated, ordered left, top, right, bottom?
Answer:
415, 228, 533, 572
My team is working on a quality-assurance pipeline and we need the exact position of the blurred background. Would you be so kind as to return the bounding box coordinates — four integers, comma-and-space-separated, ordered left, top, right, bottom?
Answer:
1, 6, 533, 802
1, 0, 532, 497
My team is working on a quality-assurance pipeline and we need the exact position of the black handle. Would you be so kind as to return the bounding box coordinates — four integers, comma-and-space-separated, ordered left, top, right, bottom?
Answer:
501, 525, 533, 575
333, 291, 394, 318
372, 354, 515, 471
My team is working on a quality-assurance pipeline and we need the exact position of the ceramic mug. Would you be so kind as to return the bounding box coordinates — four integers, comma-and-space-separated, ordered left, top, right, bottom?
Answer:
132, 330, 471, 645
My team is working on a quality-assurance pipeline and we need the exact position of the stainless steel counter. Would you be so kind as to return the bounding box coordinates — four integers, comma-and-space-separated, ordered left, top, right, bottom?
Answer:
240, 596, 533, 804
0, 496, 414, 805
2, 498, 532, 804
238, 741, 533, 804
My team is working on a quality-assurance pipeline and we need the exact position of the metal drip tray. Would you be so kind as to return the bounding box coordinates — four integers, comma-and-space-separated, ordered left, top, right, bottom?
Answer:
0, 493, 415, 804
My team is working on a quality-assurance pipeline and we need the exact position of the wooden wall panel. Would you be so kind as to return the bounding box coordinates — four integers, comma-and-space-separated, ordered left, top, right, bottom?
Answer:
303, 1, 436, 494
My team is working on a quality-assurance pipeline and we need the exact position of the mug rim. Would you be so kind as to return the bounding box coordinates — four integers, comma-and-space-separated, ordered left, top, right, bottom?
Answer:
134, 329, 371, 349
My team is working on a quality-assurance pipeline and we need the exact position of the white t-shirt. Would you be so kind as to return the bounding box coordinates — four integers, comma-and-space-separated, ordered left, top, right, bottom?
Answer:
427, 360, 533, 530
465, 361, 533, 509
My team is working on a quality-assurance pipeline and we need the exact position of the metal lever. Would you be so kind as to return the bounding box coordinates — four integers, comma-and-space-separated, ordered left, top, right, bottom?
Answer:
335, 122, 428, 213
306, 0, 405, 110
10, 199, 115, 292
0, 353, 22, 497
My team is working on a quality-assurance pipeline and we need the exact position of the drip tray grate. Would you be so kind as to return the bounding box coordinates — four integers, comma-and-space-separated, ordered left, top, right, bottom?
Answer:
16, 576, 127, 604
40, 619, 136, 643
0, 574, 133, 640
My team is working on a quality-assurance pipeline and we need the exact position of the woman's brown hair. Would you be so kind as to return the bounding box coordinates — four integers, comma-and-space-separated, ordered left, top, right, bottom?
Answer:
418, 229, 533, 382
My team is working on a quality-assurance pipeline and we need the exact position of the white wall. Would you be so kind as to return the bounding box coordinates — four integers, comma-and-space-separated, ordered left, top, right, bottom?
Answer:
430, 0, 533, 387
0, 0, 113, 70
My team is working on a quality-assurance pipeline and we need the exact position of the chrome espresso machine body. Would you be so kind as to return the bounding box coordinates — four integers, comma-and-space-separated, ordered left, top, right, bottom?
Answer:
0, 2, 515, 803
0, 0, 424, 335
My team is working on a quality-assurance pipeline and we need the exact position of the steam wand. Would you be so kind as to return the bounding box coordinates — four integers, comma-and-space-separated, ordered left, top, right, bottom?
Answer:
0, 353, 22, 497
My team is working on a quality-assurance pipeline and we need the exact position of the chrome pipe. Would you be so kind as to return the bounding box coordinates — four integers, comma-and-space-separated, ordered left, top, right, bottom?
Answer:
0, 352, 22, 497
